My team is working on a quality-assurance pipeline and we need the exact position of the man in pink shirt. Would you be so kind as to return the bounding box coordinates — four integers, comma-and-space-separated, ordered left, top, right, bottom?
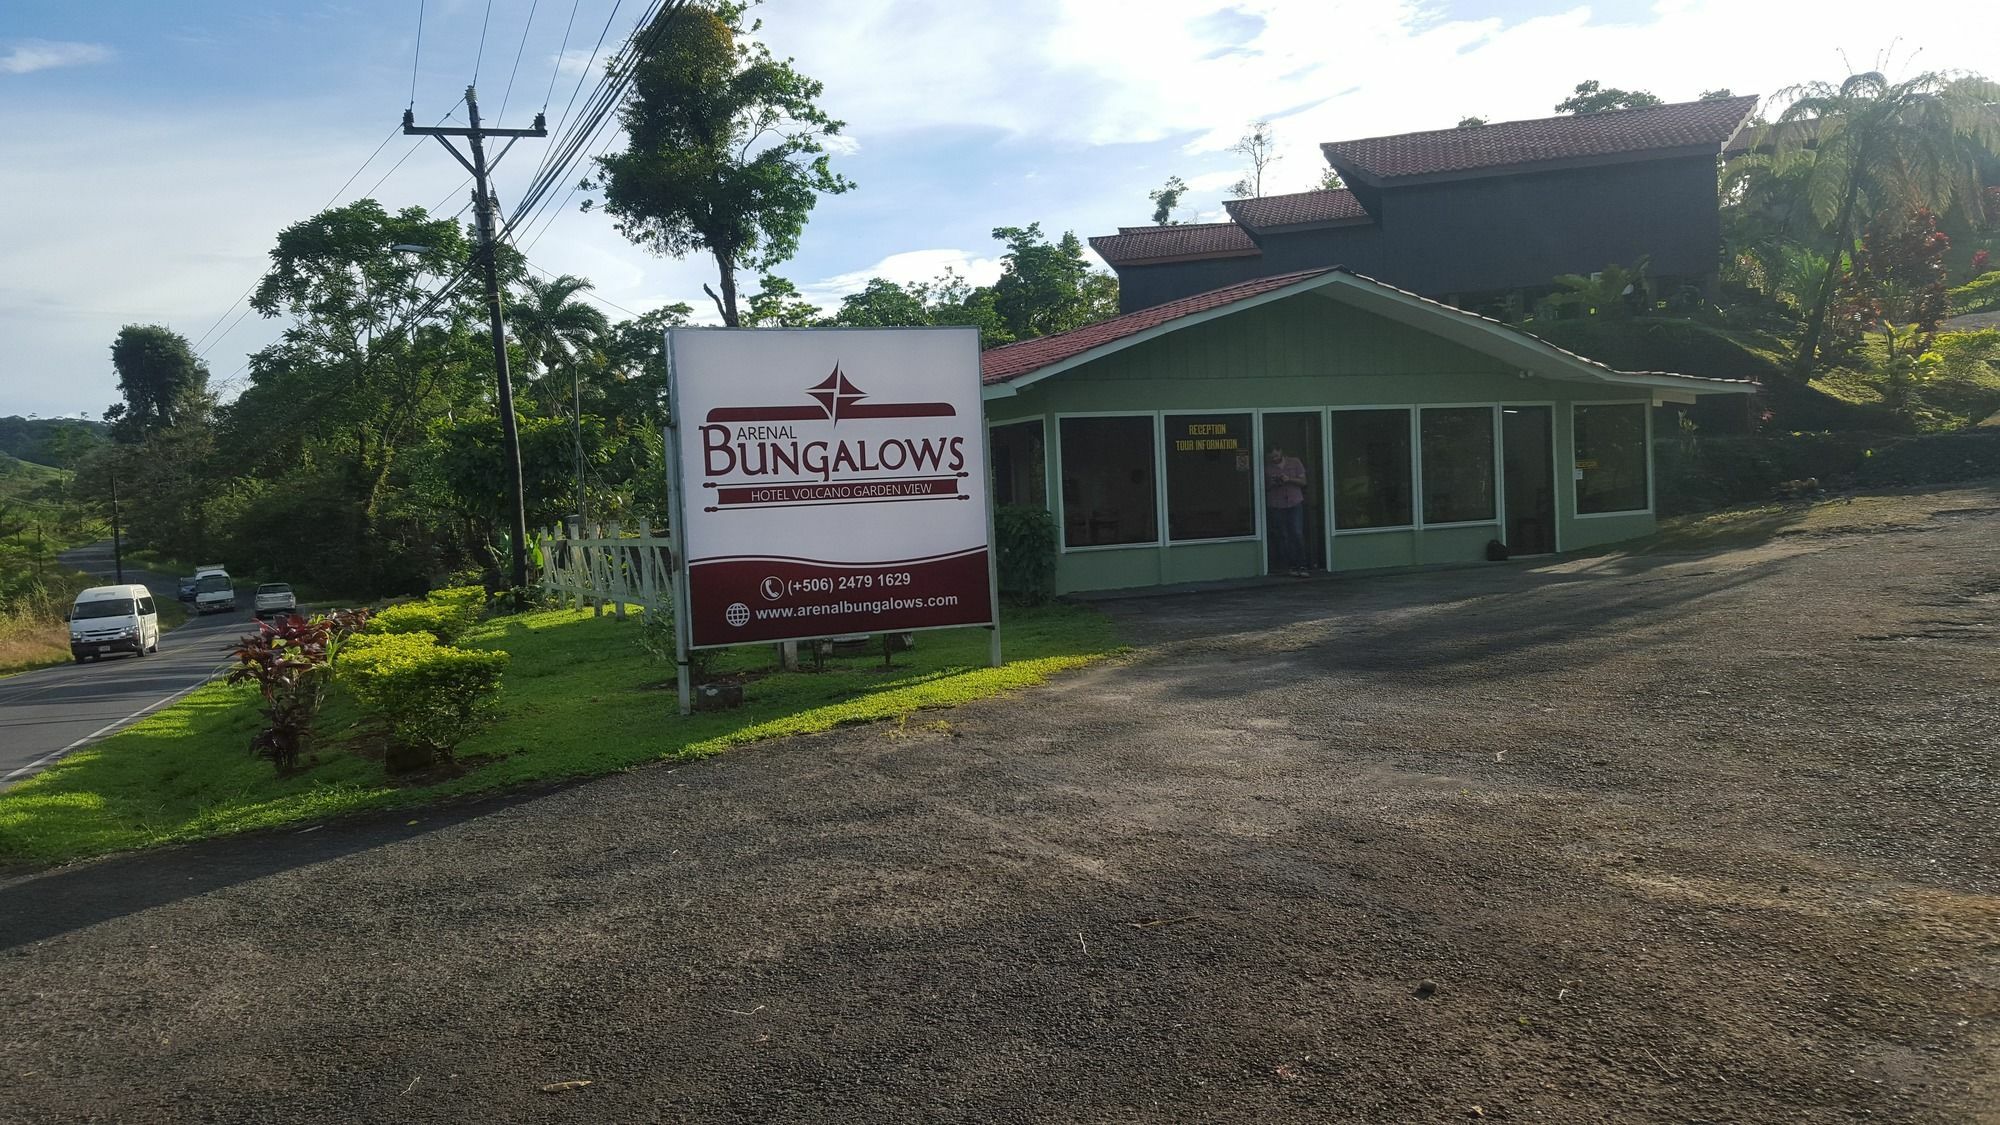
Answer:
1265, 443, 1311, 576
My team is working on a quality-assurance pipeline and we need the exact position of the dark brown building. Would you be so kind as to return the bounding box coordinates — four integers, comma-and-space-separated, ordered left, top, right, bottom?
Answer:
1094, 96, 1759, 315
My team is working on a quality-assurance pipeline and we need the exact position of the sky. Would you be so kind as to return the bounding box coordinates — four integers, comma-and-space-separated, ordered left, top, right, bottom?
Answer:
2, 0, 1997, 420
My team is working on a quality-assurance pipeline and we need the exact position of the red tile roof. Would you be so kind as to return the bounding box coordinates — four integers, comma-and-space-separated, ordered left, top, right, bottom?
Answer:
1088, 222, 1259, 267
1323, 95, 1759, 181
980, 266, 1759, 389
981, 270, 1333, 384
1224, 188, 1370, 229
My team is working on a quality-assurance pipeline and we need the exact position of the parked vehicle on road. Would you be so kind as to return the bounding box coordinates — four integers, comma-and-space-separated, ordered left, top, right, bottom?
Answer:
177, 576, 197, 602
192, 565, 236, 614
69, 584, 161, 662
253, 582, 297, 620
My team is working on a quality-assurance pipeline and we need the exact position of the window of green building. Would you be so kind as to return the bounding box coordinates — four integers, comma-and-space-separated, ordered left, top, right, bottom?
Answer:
1573, 403, 1649, 514
1420, 407, 1496, 525
1164, 412, 1255, 541
989, 420, 1046, 509
1059, 415, 1158, 548
1332, 408, 1413, 531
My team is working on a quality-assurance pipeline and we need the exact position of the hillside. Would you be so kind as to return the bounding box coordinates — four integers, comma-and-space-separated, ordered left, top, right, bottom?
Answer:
0, 416, 108, 468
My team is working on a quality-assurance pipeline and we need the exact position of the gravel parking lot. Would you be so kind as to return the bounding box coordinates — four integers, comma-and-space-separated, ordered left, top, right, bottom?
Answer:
4, 485, 1997, 1123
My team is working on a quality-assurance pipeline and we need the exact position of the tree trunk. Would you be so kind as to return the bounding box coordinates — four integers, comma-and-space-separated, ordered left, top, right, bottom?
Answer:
714, 250, 740, 327
1790, 166, 1867, 381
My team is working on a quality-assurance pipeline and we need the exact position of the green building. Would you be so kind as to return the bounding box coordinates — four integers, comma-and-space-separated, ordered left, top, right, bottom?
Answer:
979, 268, 1754, 595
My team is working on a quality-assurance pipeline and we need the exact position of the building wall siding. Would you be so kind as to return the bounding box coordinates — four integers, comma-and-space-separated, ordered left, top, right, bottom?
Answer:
1113, 155, 1725, 312
985, 293, 1659, 594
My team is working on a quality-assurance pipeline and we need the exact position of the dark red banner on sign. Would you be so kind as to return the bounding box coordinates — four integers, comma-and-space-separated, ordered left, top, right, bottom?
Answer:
686, 550, 993, 647
713, 476, 960, 508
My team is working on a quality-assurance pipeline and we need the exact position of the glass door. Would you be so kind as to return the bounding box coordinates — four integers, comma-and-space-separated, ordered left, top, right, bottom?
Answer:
1502, 406, 1556, 555
1261, 412, 1326, 573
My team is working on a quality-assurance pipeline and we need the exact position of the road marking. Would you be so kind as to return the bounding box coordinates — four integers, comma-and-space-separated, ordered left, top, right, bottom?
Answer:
0, 664, 228, 785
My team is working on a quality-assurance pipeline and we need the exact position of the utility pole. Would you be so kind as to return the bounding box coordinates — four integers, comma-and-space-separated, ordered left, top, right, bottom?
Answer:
404, 86, 546, 591
110, 465, 123, 584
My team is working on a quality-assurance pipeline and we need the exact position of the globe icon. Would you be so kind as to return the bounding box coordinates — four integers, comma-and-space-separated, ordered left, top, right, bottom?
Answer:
725, 602, 751, 627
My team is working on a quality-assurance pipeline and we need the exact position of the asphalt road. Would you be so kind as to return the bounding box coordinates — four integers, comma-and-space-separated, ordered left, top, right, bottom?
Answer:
0, 543, 250, 787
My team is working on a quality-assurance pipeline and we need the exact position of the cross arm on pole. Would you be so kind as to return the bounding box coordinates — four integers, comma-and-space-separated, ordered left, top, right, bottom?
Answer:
430, 135, 479, 178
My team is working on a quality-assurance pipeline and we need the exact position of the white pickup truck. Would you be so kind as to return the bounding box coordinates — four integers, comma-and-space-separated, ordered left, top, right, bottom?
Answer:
253, 582, 298, 620
191, 565, 236, 615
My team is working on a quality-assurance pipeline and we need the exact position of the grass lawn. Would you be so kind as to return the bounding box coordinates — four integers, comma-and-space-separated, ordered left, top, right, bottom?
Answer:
0, 604, 1123, 866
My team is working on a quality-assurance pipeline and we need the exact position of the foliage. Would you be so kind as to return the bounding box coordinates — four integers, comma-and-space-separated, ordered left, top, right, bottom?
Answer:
340, 631, 509, 767
107, 325, 211, 438
367, 595, 481, 645
508, 272, 611, 419
744, 274, 824, 327
0, 604, 1120, 865
1527, 315, 1790, 383
1228, 120, 1280, 198
1149, 176, 1188, 225
588, 0, 853, 326
987, 224, 1120, 344
1952, 270, 2000, 314
1455, 116, 1487, 128
1747, 70, 2000, 377
224, 609, 370, 775
1316, 168, 1346, 191
994, 504, 1058, 605
1842, 208, 1952, 337
1537, 257, 1653, 320
0, 416, 109, 469
1700, 88, 1737, 101
1554, 79, 1663, 114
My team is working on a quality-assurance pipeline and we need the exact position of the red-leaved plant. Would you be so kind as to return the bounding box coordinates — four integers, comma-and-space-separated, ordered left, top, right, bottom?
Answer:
227, 609, 370, 775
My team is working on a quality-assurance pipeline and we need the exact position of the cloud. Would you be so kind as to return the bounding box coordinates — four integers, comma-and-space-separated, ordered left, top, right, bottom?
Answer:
1, 39, 113, 75
796, 248, 1005, 310
820, 133, 862, 157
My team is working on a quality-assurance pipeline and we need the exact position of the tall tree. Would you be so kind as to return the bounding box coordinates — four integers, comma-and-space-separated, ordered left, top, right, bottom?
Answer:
1229, 121, 1280, 198
987, 224, 1119, 343
107, 325, 210, 438
1149, 176, 1188, 225
1766, 70, 2000, 376
742, 274, 824, 327
589, 0, 853, 326
507, 272, 610, 415
1555, 80, 1663, 114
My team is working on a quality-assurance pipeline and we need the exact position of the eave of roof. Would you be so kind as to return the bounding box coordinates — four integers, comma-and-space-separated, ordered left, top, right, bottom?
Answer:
1088, 222, 1262, 267
979, 267, 1759, 400
1323, 95, 1761, 187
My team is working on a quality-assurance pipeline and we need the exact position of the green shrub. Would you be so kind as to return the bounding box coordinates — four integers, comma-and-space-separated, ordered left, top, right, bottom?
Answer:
367, 597, 479, 644
339, 633, 508, 768
994, 504, 1058, 605
426, 584, 486, 611
1654, 431, 1883, 516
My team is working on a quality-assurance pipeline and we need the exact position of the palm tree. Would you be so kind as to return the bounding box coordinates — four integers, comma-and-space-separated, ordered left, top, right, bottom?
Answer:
1762, 71, 1999, 378
507, 273, 610, 522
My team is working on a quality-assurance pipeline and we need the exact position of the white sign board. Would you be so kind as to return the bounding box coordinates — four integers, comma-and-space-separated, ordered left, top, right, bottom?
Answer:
667, 327, 994, 649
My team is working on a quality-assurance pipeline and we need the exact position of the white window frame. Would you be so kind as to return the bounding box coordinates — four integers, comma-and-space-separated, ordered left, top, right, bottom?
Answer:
1328, 404, 1418, 535
1416, 403, 1503, 530
1162, 410, 1263, 546
1570, 400, 1654, 519
1053, 410, 1166, 553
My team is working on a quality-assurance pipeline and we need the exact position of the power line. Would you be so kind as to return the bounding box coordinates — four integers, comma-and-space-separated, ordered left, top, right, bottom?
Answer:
497, 0, 542, 121
409, 0, 427, 108
472, 0, 495, 86
542, 0, 584, 111
519, 256, 643, 317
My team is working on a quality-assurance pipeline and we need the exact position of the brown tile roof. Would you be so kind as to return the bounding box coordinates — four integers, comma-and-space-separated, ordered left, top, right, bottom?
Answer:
1224, 188, 1371, 229
1324, 95, 1759, 182
1088, 222, 1259, 266
981, 269, 1333, 384
980, 266, 1760, 388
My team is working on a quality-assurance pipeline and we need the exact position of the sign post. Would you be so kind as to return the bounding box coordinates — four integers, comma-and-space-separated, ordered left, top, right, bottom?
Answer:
664, 327, 997, 713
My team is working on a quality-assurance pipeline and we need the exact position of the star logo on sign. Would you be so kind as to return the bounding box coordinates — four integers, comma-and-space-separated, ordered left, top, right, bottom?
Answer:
807, 365, 867, 425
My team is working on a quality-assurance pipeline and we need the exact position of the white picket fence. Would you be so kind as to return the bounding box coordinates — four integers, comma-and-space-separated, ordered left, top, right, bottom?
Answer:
535, 520, 675, 619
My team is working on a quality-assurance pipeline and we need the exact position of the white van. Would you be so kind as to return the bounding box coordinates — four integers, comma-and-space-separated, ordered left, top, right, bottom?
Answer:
69, 584, 161, 662
192, 564, 236, 614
